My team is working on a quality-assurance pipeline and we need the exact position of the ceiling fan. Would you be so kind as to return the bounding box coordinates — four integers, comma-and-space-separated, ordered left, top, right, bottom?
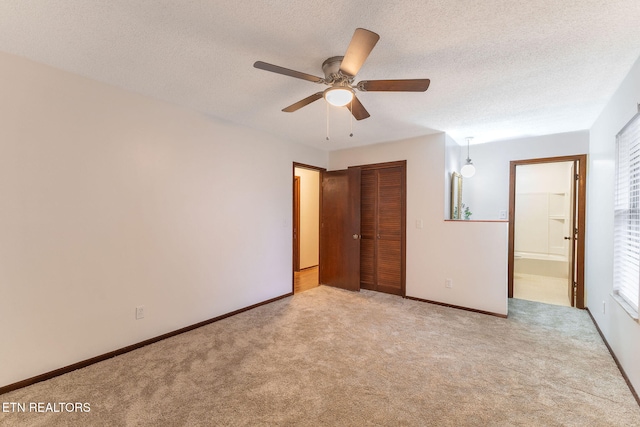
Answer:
253, 28, 430, 120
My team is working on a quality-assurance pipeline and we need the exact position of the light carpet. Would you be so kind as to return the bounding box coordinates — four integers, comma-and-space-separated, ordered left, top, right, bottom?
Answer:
1, 286, 639, 426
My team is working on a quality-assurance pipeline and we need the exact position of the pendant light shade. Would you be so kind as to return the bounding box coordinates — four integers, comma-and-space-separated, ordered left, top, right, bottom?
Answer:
324, 87, 354, 107
461, 137, 476, 178
460, 160, 476, 178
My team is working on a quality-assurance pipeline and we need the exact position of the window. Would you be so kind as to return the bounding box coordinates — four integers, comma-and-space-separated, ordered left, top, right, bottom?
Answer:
613, 112, 640, 318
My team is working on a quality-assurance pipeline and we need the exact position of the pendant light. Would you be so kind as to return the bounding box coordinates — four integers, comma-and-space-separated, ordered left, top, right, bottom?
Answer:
460, 137, 476, 178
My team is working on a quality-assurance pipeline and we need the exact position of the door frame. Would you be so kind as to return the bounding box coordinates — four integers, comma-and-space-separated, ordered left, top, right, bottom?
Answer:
292, 162, 326, 293
507, 154, 587, 308
293, 176, 301, 272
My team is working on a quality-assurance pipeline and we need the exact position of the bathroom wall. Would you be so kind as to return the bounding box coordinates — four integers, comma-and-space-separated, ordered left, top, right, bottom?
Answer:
513, 162, 574, 287
514, 162, 573, 261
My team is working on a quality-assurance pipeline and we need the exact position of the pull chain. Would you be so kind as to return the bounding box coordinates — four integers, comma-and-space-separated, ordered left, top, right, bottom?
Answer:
326, 101, 330, 141
325, 100, 355, 141
349, 99, 354, 137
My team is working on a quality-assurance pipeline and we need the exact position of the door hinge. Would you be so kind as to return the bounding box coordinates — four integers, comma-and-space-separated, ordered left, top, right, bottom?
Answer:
575, 173, 579, 180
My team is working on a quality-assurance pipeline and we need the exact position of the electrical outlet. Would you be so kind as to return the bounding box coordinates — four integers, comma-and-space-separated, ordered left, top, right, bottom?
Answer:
445, 279, 453, 289
136, 305, 145, 320
416, 219, 424, 229
499, 210, 507, 219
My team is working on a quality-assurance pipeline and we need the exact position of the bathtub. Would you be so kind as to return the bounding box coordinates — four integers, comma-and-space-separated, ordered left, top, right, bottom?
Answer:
514, 251, 569, 278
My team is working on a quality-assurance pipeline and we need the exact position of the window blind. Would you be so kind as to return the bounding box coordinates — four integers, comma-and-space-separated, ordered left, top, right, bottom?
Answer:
614, 111, 640, 314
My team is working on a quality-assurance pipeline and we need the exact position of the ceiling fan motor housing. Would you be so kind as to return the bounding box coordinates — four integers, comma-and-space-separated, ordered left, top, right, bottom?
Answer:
322, 56, 353, 86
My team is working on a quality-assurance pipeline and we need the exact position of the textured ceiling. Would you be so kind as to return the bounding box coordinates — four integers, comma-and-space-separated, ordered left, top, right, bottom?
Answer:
1, 1, 639, 149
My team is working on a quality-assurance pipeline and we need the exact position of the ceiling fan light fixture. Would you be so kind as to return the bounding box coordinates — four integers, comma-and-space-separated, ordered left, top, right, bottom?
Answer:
324, 87, 354, 107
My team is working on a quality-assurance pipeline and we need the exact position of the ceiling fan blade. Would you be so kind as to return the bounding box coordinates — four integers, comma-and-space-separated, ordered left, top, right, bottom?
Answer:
358, 79, 431, 92
282, 92, 324, 112
347, 95, 370, 120
339, 28, 380, 77
254, 61, 323, 83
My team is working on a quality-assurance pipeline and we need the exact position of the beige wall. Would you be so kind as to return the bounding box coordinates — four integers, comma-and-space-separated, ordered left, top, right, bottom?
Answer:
0, 52, 328, 388
330, 135, 509, 316
587, 53, 640, 393
294, 167, 319, 269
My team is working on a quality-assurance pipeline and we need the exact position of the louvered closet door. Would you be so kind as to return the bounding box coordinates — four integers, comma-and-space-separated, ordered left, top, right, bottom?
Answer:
360, 165, 404, 296
360, 170, 377, 290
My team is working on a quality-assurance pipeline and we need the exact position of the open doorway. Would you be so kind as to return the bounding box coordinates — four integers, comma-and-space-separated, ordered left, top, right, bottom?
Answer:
293, 163, 323, 294
508, 155, 586, 308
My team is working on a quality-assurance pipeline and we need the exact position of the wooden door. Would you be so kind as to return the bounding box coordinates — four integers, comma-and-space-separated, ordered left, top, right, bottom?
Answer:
377, 167, 404, 295
360, 163, 405, 296
360, 170, 377, 289
319, 168, 361, 292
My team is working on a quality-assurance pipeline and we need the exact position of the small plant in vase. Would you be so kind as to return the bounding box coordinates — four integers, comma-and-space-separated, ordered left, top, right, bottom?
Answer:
463, 205, 472, 220
454, 203, 473, 220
